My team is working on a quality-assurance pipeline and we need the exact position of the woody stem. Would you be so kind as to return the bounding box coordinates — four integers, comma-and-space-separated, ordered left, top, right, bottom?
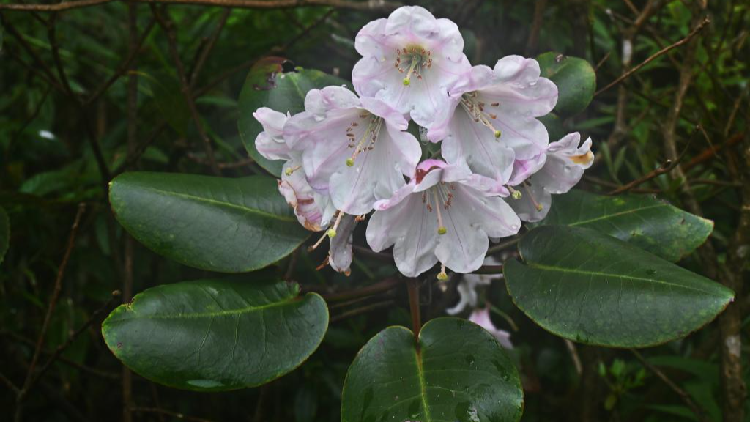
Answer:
407, 278, 421, 345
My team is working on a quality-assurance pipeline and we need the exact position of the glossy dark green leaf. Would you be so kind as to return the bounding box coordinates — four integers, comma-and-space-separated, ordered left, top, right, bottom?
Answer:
538, 113, 566, 142
538, 190, 713, 261
238, 62, 349, 176
537, 52, 595, 117
102, 276, 329, 391
109, 172, 309, 273
341, 318, 523, 422
0, 206, 8, 264
505, 226, 734, 347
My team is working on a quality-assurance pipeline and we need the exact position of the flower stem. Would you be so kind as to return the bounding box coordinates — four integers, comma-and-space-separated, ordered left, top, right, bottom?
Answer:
407, 278, 421, 346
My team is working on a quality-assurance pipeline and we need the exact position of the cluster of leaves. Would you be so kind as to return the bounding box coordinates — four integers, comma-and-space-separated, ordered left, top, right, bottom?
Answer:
1, 1, 748, 422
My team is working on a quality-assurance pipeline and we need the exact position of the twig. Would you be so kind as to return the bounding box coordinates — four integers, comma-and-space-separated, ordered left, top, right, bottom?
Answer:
565, 339, 583, 376
0, 14, 64, 91
85, 18, 156, 105
130, 406, 216, 422
122, 11, 139, 417
631, 349, 710, 422
319, 277, 402, 302
330, 300, 395, 323
0, 372, 20, 395
112, 122, 167, 178
595, 17, 710, 96
15, 203, 85, 422
284, 248, 299, 281
607, 158, 681, 195
189, 8, 232, 87
584, 175, 662, 194
0, 0, 401, 12
474, 264, 503, 274
1, 330, 120, 379
42, 16, 113, 185
34, 291, 122, 384
153, 5, 220, 175
487, 237, 520, 255
407, 278, 421, 341
10, 86, 51, 146
524, 0, 547, 56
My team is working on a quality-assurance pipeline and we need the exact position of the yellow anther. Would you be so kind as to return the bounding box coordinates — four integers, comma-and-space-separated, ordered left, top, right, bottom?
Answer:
285, 168, 294, 176
437, 271, 449, 281
438, 226, 447, 235
512, 190, 522, 200
327, 229, 337, 238
494, 129, 502, 139
346, 158, 354, 167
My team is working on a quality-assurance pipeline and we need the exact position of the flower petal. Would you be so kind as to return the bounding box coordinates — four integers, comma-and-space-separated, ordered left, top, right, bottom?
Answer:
329, 125, 416, 215
329, 215, 357, 275
254, 108, 291, 161
278, 160, 334, 231
534, 133, 593, 194
366, 194, 439, 277
439, 105, 516, 184
508, 180, 552, 222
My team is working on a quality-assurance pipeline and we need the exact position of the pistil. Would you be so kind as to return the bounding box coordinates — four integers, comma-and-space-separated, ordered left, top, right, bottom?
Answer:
403, 56, 420, 86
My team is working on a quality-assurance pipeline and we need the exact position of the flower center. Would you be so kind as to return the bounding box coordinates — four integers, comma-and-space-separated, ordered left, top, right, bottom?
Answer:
422, 182, 456, 234
345, 113, 383, 166
460, 92, 502, 138
395, 45, 432, 86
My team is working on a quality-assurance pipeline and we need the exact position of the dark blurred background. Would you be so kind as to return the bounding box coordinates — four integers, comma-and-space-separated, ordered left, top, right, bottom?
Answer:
0, 0, 748, 421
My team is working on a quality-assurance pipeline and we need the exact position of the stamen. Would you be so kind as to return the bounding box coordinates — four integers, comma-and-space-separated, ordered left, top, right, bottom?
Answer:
315, 256, 329, 271
523, 185, 544, 211
309, 231, 329, 252
437, 264, 449, 281
508, 186, 522, 200
460, 94, 503, 140
327, 212, 345, 238
346, 116, 383, 165
285, 165, 302, 176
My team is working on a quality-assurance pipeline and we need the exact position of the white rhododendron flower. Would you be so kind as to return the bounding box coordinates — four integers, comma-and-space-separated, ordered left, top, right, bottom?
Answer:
254, 108, 335, 231
285, 86, 421, 216
366, 160, 520, 277
510, 132, 594, 222
427, 56, 558, 188
352, 6, 470, 127
253, 5, 594, 281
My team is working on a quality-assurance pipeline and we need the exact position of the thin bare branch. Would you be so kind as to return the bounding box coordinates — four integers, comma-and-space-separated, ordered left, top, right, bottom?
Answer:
595, 17, 710, 96
0, 0, 400, 12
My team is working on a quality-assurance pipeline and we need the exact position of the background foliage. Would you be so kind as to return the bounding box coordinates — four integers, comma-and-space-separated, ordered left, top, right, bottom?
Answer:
0, 0, 748, 421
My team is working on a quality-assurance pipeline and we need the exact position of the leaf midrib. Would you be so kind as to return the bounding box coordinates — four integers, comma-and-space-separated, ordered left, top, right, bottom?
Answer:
527, 262, 717, 295
128, 185, 297, 223
111, 296, 299, 321
414, 349, 432, 422
568, 204, 667, 226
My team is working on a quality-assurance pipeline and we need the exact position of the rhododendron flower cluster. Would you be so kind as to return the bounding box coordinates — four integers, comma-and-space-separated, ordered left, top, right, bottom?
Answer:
254, 5, 593, 278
